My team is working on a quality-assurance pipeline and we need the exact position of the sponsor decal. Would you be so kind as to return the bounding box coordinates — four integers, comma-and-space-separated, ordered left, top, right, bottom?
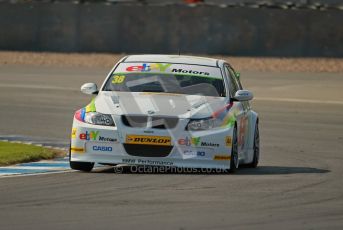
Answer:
200, 142, 219, 147
122, 159, 136, 164
98, 136, 118, 142
143, 130, 154, 134
71, 147, 84, 153
79, 131, 117, 142
171, 68, 209, 76
197, 151, 205, 156
177, 137, 218, 147
126, 135, 171, 146
214, 155, 231, 161
80, 131, 99, 141
178, 137, 191, 146
121, 159, 173, 166
177, 137, 200, 146
92, 146, 113, 152
212, 102, 233, 119
137, 159, 173, 166
126, 63, 171, 72
225, 136, 232, 147
85, 98, 96, 113
71, 128, 77, 139
192, 137, 201, 146
238, 116, 248, 149
210, 102, 235, 128
183, 150, 206, 157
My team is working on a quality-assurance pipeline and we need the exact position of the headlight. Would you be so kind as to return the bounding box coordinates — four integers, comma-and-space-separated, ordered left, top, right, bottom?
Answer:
84, 112, 115, 126
187, 117, 221, 131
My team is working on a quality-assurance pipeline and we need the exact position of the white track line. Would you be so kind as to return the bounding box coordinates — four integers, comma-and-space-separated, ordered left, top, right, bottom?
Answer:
0, 170, 76, 179
0, 83, 76, 91
255, 97, 343, 105
0, 166, 69, 170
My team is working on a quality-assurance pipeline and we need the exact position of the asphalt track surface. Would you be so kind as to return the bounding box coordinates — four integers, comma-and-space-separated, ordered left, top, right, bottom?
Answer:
1, 65, 343, 230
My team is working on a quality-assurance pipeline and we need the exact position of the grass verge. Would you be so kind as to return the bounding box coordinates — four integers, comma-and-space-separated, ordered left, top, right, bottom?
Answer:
0, 141, 66, 166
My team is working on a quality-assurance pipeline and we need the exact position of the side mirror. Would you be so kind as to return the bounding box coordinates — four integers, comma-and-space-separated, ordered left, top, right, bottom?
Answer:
81, 83, 98, 95
234, 90, 253, 101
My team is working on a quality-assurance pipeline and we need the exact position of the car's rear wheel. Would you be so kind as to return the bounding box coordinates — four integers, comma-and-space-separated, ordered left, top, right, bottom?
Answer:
228, 126, 239, 173
246, 122, 260, 168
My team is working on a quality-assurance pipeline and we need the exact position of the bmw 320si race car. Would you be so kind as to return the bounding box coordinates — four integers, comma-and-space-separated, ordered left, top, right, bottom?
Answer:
70, 55, 259, 173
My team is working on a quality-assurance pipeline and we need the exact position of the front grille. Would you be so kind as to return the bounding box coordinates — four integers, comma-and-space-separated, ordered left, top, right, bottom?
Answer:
122, 115, 178, 129
123, 144, 173, 157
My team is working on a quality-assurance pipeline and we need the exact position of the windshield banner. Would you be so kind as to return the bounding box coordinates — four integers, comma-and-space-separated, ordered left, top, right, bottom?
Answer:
113, 63, 222, 79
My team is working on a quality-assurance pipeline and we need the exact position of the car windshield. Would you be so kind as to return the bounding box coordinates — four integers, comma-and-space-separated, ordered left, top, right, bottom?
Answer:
102, 63, 225, 97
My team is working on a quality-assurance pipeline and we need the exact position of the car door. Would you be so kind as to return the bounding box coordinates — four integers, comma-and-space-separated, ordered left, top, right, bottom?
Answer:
224, 64, 249, 156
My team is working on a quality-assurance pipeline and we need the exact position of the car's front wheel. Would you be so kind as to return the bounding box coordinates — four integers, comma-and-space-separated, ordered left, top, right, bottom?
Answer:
70, 161, 94, 172
246, 122, 260, 168
228, 126, 239, 173
69, 145, 94, 172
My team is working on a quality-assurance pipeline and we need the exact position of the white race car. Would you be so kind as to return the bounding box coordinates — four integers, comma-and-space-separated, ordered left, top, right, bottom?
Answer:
70, 55, 259, 173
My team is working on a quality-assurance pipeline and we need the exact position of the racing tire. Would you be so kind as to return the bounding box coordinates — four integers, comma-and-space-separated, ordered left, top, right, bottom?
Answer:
70, 161, 94, 172
246, 122, 260, 168
69, 145, 94, 172
228, 125, 239, 173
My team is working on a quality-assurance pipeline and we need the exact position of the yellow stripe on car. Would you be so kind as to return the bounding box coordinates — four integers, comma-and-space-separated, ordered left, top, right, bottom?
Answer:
214, 155, 231, 161
71, 147, 85, 153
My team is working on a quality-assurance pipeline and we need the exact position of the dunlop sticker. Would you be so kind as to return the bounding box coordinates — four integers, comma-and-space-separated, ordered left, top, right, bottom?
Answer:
126, 135, 171, 146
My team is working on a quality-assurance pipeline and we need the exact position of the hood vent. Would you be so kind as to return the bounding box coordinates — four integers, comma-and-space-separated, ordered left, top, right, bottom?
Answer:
121, 115, 178, 129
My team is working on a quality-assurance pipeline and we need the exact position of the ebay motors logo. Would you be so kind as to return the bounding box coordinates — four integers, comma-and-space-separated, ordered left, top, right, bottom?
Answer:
79, 131, 118, 142
79, 131, 99, 140
126, 63, 171, 72
178, 137, 219, 147
177, 137, 200, 146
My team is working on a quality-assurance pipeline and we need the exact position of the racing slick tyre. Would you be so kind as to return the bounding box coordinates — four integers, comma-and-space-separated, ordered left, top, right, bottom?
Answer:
246, 122, 260, 168
69, 145, 94, 172
228, 125, 239, 173
70, 161, 94, 172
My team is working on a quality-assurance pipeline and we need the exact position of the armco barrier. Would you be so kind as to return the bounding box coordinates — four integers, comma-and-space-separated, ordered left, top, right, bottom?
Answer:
0, 2, 342, 56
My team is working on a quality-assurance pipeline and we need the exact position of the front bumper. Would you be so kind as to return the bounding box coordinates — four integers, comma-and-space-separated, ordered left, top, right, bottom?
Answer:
70, 118, 234, 169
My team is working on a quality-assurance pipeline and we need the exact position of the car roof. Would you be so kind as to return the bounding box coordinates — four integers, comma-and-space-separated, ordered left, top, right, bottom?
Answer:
123, 55, 220, 67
